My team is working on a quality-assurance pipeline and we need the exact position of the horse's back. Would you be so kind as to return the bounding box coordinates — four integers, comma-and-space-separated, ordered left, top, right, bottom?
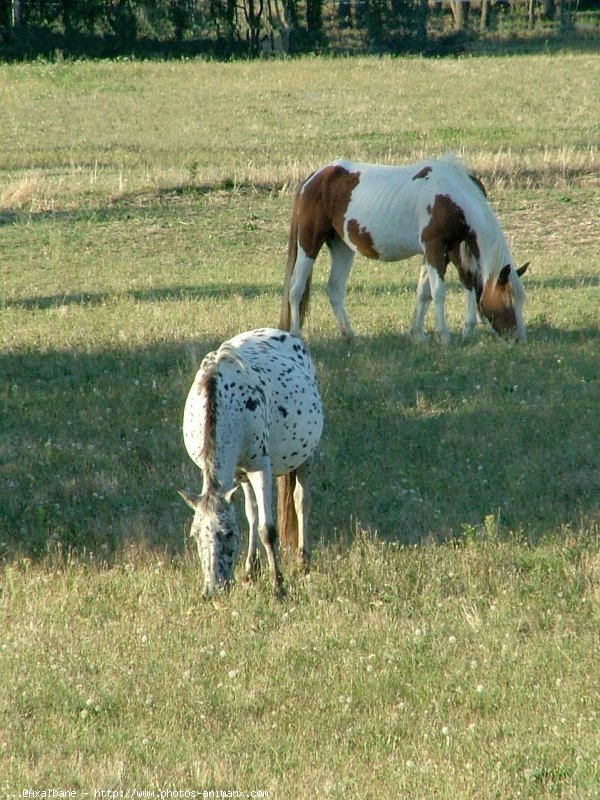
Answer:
337, 156, 495, 256
185, 329, 323, 478
231, 329, 323, 475
227, 328, 318, 390
326, 160, 430, 260
326, 155, 480, 207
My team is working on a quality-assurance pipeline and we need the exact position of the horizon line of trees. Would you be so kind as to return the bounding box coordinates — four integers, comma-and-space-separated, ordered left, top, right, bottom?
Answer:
0, 0, 590, 58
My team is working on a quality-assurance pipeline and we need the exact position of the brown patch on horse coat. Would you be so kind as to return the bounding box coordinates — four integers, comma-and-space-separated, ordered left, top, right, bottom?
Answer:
347, 219, 379, 258
296, 165, 360, 258
412, 165, 432, 180
479, 277, 517, 333
420, 194, 478, 281
447, 244, 480, 292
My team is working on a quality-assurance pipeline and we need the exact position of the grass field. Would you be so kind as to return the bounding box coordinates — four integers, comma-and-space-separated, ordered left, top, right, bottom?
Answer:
1, 54, 599, 796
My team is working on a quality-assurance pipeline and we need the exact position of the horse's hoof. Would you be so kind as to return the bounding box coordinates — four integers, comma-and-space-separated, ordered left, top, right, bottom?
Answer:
297, 548, 311, 573
244, 554, 261, 582
409, 329, 428, 343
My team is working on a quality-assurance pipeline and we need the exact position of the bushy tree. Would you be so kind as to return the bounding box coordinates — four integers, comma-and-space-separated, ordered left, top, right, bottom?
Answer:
363, 0, 429, 50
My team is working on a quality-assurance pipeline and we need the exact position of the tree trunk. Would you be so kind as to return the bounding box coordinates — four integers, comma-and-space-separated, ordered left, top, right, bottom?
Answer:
480, 0, 489, 31
542, 0, 555, 19
416, 0, 429, 45
450, 0, 464, 30
306, 0, 323, 35
337, 0, 352, 29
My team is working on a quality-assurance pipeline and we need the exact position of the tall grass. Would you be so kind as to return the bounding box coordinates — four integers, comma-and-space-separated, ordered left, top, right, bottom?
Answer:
0, 55, 599, 795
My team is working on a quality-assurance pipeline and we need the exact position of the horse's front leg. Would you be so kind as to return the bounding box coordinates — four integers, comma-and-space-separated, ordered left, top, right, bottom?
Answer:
425, 261, 450, 344
241, 480, 260, 582
293, 461, 312, 572
246, 467, 283, 593
462, 287, 479, 338
326, 239, 356, 340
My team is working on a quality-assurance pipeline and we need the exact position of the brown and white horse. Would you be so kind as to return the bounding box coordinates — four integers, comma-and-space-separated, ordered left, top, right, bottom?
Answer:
280, 154, 528, 343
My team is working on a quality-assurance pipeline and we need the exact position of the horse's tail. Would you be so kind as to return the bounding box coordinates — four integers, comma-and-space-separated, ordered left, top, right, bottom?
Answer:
279, 188, 312, 332
277, 471, 298, 550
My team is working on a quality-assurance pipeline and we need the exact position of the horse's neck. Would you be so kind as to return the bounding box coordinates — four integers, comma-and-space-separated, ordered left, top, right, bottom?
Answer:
448, 182, 509, 281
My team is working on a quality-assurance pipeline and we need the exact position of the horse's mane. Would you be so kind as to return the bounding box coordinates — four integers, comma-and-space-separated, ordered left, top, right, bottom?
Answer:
439, 152, 467, 171
197, 344, 247, 483
215, 343, 247, 370
439, 153, 487, 197
439, 154, 511, 285
197, 356, 219, 480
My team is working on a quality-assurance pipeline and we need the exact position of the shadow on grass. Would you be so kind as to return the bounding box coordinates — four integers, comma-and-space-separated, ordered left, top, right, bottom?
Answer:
3, 283, 281, 311
0, 179, 284, 229
1, 320, 598, 565
309, 325, 599, 545
0, 339, 213, 563
526, 322, 600, 344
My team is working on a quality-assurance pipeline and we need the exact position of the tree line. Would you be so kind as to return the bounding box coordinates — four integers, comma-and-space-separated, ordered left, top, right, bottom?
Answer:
0, 0, 588, 59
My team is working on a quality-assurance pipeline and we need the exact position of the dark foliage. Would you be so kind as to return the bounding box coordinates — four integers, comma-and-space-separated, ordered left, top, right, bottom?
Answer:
0, 0, 597, 59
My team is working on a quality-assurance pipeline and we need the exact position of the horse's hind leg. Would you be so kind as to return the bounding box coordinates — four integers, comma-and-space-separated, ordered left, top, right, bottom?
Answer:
288, 249, 315, 337
326, 239, 356, 340
293, 461, 312, 571
409, 261, 432, 342
241, 481, 260, 582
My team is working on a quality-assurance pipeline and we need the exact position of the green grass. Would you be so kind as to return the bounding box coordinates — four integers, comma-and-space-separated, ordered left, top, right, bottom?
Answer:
1, 534, 599, 794
0, 54, 599, 796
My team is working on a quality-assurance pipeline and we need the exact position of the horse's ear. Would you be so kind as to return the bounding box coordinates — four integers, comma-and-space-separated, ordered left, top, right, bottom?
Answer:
516, 262, 530, 277
178, 489, 201, 510
498, 265, 511, 285
224, 486, 239, 504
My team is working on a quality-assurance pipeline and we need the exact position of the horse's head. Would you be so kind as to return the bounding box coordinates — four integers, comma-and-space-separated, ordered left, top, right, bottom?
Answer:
478, 263, 529, 343
179, 486, 240, 598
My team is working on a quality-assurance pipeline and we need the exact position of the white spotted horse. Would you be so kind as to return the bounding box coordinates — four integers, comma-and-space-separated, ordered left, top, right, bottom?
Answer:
280, 154, 529, 344
179, 328, 323, 598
